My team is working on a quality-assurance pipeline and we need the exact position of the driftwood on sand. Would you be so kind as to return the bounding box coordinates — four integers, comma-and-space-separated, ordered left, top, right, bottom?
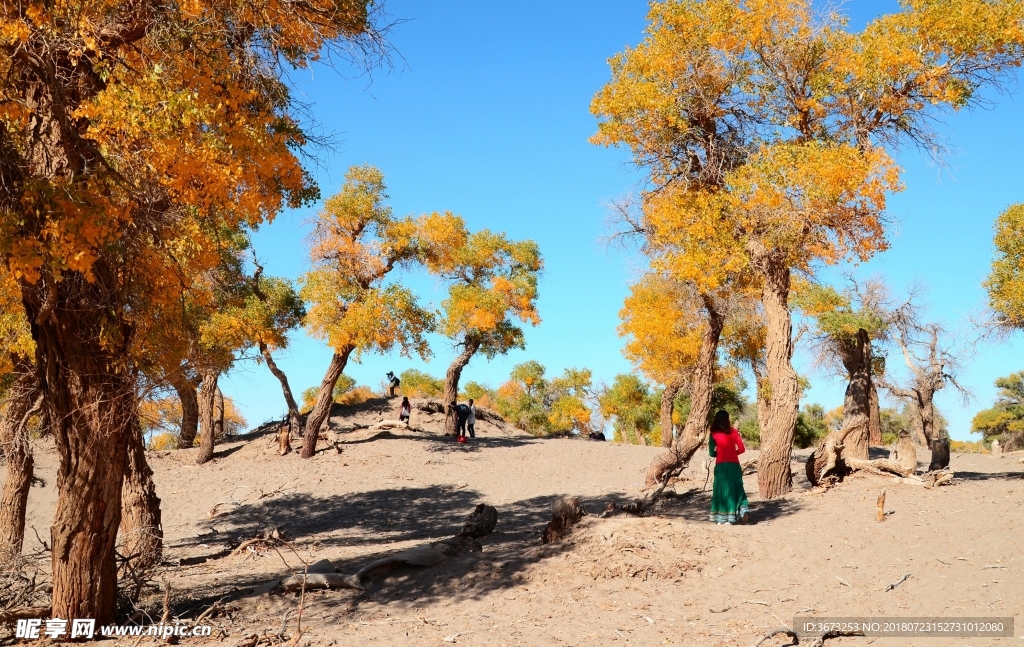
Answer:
281, 504, 498, 592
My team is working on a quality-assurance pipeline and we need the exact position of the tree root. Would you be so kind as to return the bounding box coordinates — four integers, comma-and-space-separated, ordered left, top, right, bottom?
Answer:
750, 626, 865, 647
280, 504, 497, 592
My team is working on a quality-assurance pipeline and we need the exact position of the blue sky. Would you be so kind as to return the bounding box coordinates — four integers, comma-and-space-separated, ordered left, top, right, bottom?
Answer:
222, 0, 1024, 441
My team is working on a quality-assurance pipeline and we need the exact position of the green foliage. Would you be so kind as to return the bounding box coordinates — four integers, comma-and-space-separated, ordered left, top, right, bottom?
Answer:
598, 374, 660, 445
333, 375, 357, 400
460, 381, 492, 402
738, 412, 761, 448
794, 403, 829, 449
399, 369, 445, 398
493, 362, 595, 436
971, 371, 1024, 447
985, 205, 1024, 329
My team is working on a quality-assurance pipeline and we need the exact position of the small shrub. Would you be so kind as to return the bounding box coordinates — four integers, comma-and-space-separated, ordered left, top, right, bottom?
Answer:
148, 432, 177, 451
950, 440, 988, 454
335, 385, 374, 406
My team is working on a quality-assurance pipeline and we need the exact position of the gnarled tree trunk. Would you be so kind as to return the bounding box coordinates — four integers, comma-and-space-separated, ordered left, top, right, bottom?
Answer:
644, 295, 724, 487
213, 386, 224, 439
195, 372, 219, 465
444, 337, 482, 435
806, 329, 871, 485
748, 246, 800, 499
120, 412, 163, 570
169, 371, 199, 449
300, 348, 353, 458
868, 383, 881, 446
260, 343, 301, 442
0, 365, 40, 562
659, 381, 683, 448
25, 272, 136, 624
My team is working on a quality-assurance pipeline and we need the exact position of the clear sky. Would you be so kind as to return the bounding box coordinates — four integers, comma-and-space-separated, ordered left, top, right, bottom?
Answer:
221, 0, 1024, 441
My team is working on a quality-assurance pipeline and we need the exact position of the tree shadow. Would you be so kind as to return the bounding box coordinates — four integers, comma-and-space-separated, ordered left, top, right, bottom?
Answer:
655, 482, 803, 525
952, 470, 1023, 482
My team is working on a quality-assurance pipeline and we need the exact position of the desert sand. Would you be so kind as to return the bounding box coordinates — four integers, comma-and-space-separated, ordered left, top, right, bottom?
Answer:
6, 396, 1024, 646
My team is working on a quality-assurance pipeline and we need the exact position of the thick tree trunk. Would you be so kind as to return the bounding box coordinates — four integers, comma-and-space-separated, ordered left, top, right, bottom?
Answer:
748, 247, 800, 499
444, 338, 482, 436
0, 367, 40, 561
919, 394, 938, 444
195, 372, 219, 465
300, 348, 353, 458
908, 398, 927, 446
260, 343, 301, 441
659, 381, 683, 448
25, 274, 135, 624
868, 383, 882, 446
169, 372, 199, 449
928, 437, 950, 471
644, 296, 725, 487
806, 329, 871, 485
119, 412, 162, 570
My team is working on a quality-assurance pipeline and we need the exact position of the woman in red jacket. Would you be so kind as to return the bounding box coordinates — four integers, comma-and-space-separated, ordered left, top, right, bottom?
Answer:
708, 410, 750, 524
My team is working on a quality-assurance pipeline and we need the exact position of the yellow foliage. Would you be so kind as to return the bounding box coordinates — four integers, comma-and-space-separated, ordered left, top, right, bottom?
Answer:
301, 166, 434, 362
619, 273, 706, 386
985, 204, 1024, 329
148, 433, 178, 451
419, 212, 543, 357
334, 386, 374, 406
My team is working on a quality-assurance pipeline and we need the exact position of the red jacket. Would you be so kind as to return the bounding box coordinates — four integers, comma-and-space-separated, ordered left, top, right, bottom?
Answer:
709, 428, 745, 464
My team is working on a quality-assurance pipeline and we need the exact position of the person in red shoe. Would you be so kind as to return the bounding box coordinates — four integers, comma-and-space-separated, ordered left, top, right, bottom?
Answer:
708, 410, 750, 524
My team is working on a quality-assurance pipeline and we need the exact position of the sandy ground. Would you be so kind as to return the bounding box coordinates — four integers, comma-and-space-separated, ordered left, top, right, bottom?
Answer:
6, 396, 1024, 646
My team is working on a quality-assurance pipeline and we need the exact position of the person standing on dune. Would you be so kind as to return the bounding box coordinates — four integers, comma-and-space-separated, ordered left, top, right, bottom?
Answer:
708, 410, 750, 524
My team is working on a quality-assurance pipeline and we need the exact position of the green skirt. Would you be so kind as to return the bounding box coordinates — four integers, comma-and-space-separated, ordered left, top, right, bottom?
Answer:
710, 462, 749, 524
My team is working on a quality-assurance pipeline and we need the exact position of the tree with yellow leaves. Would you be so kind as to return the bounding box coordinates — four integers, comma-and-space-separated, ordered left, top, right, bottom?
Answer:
594, 0, 1024, 498
620, 273, 708, 448
299, 166, 434, 458
986, 204, 1024, 331
1, 0, 384, 620
419, 212, 543, 435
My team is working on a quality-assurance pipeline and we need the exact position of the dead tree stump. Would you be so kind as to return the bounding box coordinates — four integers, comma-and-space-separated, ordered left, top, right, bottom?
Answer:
541, 496, 586, 544
929, 437, 950, 471
278, 426, 292, 455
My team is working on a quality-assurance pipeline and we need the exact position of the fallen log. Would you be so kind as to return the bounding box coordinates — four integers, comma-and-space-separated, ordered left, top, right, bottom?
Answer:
281, 504, 497, 592
0, 606, 51, 623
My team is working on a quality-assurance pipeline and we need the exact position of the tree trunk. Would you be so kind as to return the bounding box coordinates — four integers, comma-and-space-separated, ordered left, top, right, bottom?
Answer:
868, 382, 881, 446
806, 329, 871, 485
300, 348, 353, 458
169, 372, 199, 449
748, 246, 800, 499
919, 392, 938, 444
659, 381, 683, 448
907, 398, 927, 446
25, 274, 135, 624
214, 386, 224, 439
119, 412, 163, 570
195, 372, 218, 465
444, 337, 482, 435
0, 367, 40, 562
260, 343, 301, 441
644, 295, 724, 487
928, 437, 950, 471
